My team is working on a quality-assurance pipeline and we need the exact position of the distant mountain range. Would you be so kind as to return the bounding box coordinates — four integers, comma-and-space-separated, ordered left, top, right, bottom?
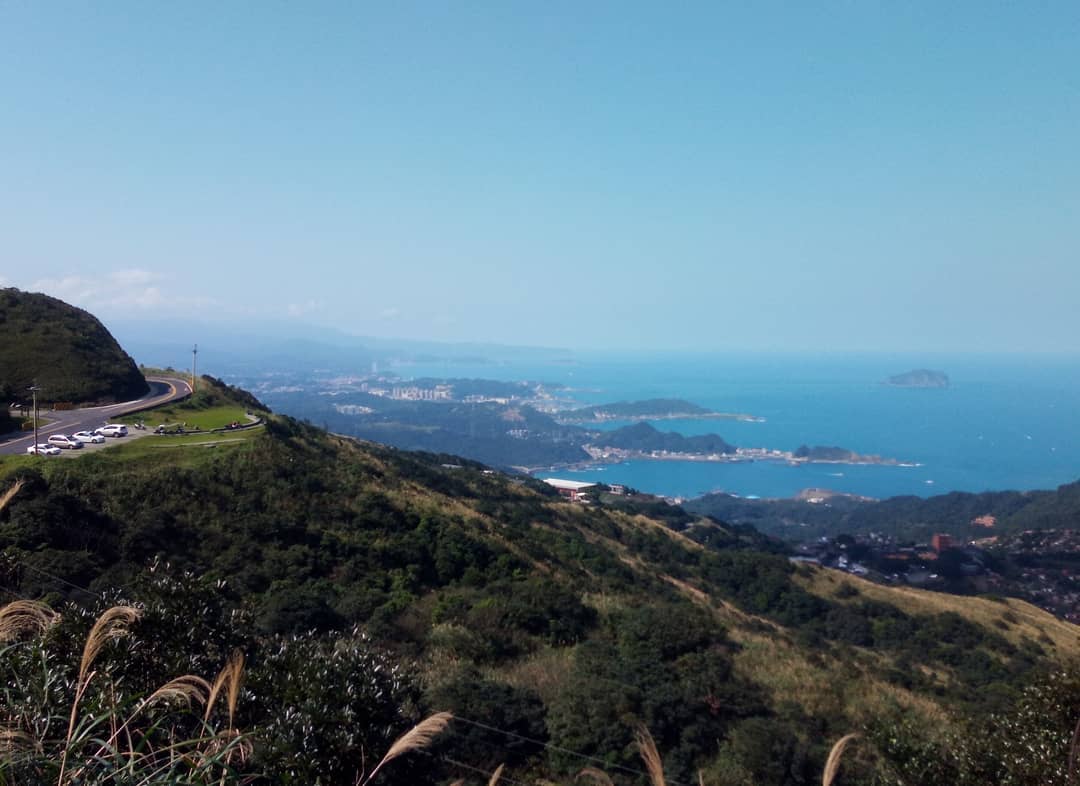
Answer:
105, 317, 576, 375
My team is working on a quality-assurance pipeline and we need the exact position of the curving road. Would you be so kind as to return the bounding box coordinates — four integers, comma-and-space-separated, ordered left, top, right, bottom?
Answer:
0, 376, 192, 456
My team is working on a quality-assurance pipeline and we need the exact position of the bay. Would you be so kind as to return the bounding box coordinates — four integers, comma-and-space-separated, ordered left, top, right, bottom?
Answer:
400, 352, 1080, 500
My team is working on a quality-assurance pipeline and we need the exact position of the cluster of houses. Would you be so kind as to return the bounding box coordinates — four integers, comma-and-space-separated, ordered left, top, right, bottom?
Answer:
789, 531, 986, 587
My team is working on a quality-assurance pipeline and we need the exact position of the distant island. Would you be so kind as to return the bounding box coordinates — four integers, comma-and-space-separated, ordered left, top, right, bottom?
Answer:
793, 444, 911, 466
556, 398, 765, 424
884, 369, 949, 388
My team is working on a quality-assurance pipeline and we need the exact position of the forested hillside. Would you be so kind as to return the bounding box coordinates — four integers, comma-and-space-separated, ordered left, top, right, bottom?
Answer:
688, 483, 1080, 541
2, 413, 1077, 784
0, 288, 148, 404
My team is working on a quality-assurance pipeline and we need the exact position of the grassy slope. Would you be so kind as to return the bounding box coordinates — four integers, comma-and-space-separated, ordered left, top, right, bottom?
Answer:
797, 568, 1078, 654
0, 288, 148, 404
1, 413, 1076, 779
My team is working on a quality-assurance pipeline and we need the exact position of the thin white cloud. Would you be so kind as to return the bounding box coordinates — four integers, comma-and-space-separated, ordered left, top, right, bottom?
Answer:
379, 307, 400, 320
25, 268, 214, 313
109, 269, 158, 287
287, 299, 322, 318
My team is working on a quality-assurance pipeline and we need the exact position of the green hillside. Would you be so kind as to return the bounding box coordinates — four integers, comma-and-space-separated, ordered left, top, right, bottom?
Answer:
1, 412, 1077, 785
687, 482, 1080, 541
0, 287, 148, 405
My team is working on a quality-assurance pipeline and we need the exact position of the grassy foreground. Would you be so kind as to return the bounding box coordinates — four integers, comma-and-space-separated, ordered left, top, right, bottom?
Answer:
1, 412, 1078, 785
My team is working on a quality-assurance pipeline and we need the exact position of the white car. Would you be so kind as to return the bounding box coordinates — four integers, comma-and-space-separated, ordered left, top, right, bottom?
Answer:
47, 434, 84, 449
73, 430, 106, 444
95, 424, 128, 438
27, 443, 61, 456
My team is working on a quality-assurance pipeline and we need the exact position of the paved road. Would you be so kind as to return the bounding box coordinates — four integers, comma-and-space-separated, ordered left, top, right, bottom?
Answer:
0, 376, 192, 456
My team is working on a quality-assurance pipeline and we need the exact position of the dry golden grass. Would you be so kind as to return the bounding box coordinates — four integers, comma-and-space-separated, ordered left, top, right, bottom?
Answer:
147, 674, 212, 710
634, 725, 667, 786
581, 591, 638, 616
797, 566, 1080, 655
0, 599, 58, 643
577, 766, 615, 786
363, 711, 452, 785
486, 646, 575, 705
728, 627, 951, 732
627, 512, 706, 551
74, 605, 141, 700
0, 478, 24, 513
60, 605, 143, 784
205, 650, 245, 728
822, 733, 859, 786
0, 728, 42, 755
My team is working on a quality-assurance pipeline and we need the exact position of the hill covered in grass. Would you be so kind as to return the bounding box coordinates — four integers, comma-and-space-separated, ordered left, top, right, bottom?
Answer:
1, 407, 1077, 785
0, 288, 148, 405
687, 482, 1080, 541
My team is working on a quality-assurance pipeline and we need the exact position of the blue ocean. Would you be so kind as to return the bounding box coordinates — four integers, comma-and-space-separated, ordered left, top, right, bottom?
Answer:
402, 353, 1080, 501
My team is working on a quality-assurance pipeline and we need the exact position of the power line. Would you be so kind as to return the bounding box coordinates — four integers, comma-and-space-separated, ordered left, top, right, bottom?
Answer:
13, 561, 103, 600
417, 751, 532, 786
7, 558, 693, 785
451, 716, 690, 786
0, 582, 33, 602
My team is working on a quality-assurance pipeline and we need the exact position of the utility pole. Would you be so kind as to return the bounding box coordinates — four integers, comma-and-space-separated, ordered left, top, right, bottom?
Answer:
28, 384, 40, 449
192, 344, 198, 393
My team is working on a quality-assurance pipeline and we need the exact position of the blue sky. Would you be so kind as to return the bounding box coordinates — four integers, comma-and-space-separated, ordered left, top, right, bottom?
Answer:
1, 2, 1077, 352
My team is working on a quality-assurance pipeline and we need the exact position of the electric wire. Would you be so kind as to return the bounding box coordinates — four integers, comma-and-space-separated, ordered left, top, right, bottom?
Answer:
450, 716, 688, 786
417, 750, 533, 786
9, 560, 103, 600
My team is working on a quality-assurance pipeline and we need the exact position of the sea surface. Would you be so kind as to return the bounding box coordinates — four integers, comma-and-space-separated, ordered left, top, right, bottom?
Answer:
401, 352, 1080, 501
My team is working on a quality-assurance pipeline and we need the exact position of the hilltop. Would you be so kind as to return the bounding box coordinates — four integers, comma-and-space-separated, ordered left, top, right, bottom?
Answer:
0, 288, 148, 405
2, 406, 1077, 784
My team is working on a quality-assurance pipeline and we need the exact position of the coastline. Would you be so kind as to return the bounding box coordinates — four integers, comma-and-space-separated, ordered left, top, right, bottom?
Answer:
525, 447, 918, 475
556, 411, 766, 424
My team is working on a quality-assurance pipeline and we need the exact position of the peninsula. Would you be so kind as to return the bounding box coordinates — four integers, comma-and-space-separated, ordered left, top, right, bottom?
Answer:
556, 398, 765, 424
590, 422, 737, 455
578, 424, 912, 469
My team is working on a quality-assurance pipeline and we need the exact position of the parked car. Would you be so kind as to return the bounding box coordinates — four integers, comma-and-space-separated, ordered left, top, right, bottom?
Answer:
95, 424, 128, 437
27, 443, 61, 456
73, 430, 106, 444
47, 434, 84, 449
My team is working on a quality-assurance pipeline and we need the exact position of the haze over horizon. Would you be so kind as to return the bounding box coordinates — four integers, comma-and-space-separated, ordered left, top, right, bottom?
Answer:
2, 3, 1078, 353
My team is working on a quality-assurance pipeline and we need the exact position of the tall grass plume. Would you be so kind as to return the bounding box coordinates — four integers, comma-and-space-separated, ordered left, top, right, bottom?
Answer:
362, 711, 452, 784
0, 599, 57, 643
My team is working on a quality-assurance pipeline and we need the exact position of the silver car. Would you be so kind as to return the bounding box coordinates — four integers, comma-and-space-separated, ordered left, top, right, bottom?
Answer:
95, 424, 129, 437
47, 435, 84, 449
